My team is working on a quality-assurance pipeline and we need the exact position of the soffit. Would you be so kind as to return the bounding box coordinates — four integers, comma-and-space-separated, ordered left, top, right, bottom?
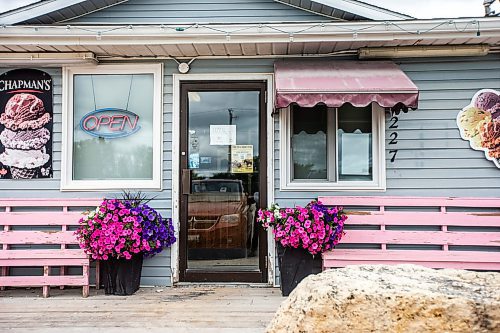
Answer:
0, 38, 497, 58
0, 18, 499, 58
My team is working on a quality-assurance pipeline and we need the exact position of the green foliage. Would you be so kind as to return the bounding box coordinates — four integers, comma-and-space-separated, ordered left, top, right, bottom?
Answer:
119, 190, 156, 207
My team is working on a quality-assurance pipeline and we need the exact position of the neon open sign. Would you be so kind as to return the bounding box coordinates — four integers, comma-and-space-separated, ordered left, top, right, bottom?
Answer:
79, 108, 141, 139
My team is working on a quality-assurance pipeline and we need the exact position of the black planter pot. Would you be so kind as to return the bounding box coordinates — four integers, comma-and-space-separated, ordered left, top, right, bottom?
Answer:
277, 243, 322, 296
102, 254, 144, 296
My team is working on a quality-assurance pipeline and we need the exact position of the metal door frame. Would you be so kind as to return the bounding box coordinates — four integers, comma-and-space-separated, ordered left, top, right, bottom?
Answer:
178, 81, 268, 283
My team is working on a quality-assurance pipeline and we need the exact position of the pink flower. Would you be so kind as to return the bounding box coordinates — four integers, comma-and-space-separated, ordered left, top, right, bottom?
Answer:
256, 200, 346, 256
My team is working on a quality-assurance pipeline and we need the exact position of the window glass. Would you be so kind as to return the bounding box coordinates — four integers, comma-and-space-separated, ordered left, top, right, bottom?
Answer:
72, 74, 154, 180
292, 105, 327, 180
338, 104, 372, 181
187, 91, 259, 174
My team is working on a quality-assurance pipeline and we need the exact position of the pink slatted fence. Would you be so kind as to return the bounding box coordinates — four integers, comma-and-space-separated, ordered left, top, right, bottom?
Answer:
0, 199, 101, 297
319, 196, 500, 271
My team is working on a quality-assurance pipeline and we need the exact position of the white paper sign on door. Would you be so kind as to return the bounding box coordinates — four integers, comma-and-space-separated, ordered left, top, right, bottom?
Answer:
210, 125, 236, 145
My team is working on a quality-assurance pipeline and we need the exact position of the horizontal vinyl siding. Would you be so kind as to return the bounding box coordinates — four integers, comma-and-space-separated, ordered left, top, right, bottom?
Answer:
0, 66, 172, 287
3, 57, 499, 287
66, 0, 326, 24
272, 56, 500, 284
388, 57, 500, 193
0, 59, 276, 285
273, 56, 500, 209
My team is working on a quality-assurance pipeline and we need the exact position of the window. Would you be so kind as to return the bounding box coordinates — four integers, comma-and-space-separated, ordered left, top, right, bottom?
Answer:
281, 103, 385, 191
62, 64, 163, 190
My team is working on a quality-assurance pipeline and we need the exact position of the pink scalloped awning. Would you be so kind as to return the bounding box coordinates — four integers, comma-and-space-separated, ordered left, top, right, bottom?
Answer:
275, 61, 419, 111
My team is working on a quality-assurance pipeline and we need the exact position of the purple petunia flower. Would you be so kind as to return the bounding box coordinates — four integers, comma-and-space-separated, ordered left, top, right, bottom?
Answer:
125, 202, 176, 257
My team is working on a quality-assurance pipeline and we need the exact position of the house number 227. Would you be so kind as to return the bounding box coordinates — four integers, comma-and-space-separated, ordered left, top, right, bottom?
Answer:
388, 115, 399, 163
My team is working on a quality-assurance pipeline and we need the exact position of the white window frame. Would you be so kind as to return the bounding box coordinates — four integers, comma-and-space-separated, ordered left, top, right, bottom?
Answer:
280, 103, 386, 191
61, 64, 163, 191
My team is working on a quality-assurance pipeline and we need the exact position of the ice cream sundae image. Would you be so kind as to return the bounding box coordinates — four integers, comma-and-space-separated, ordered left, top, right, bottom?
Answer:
0, 93, 51, 179
457, 89, 500, 168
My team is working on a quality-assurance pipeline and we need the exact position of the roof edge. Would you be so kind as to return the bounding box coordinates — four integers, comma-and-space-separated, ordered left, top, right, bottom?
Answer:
353, 0, 413, 19
0, 17, 497, 46
275, 0, 413, 21
0, 0, 86, 25
0, 0, 128, 25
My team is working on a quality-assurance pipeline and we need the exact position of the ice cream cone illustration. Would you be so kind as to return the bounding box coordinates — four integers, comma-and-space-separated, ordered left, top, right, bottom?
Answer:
0, 93, 51, 178
0, 147, 50, 179
10, 167, 37, 179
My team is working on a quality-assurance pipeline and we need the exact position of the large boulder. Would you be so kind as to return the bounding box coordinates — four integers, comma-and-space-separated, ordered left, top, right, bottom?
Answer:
267, 265, 500, 333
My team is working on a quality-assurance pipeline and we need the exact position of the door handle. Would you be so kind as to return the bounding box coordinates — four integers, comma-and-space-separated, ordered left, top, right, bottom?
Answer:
182, 169, 192, 195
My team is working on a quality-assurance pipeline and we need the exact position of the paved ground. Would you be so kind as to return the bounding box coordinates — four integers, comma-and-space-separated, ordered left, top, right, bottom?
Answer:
0, 285, 285, 333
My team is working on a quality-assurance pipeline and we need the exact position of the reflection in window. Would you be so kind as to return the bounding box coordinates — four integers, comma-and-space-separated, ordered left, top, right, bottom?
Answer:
72, 74, 154, 180
289, 103, 374, 184
188, 91, 259, 175
338, 104, 372, 181
185, 87, 262, 269
292, 105, 327, 180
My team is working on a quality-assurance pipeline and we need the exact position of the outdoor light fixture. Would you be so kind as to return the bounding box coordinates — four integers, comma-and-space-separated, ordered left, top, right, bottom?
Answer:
178, 62, 190, 74
176, 58, 196, 74
0, 52, 98, 66
358, 45, 490, 59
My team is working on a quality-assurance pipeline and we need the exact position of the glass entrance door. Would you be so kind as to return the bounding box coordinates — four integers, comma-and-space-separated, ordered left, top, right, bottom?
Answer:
179, 82, 267, 282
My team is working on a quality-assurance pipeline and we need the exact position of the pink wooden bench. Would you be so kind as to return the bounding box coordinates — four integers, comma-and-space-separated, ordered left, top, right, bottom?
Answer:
0, 199, 101, 297
319, 196, 500, 271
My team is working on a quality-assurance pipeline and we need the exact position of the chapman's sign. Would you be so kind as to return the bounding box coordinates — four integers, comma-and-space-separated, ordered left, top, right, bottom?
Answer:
0, 69, 54, 179
80, 108, 141, 139
0, 79, 52, 92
